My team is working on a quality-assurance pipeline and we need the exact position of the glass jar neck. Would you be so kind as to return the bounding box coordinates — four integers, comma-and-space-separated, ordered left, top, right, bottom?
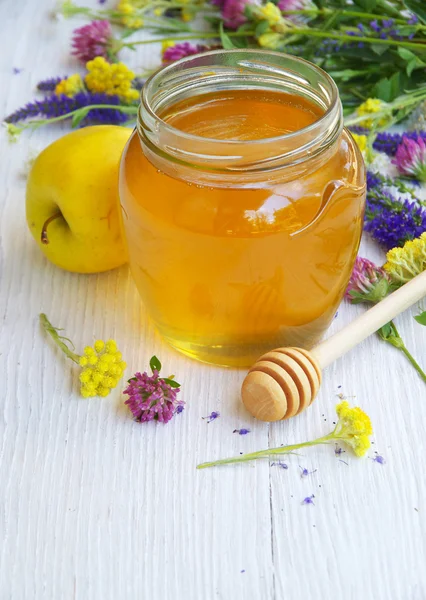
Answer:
137, 49, 343, 186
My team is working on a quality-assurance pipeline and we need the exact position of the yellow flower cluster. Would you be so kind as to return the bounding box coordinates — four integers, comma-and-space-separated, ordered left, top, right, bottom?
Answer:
258, 2, 283, 26
356, 98, 388, 128
334, 401, 373, 457
258, 32, 283, 49
384, 232, 426, 284
55, 74, 84, 97
116, 0, 144, 29
79, 339, 126, 398
351, 133, 368, 154
85, 56, 139, 103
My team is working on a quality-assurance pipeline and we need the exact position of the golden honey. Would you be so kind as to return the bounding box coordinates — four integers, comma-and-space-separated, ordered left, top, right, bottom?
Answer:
119, 51, 365, 367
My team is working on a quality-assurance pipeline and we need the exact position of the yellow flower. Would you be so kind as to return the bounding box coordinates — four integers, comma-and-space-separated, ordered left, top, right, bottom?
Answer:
356, 98, 388, 128
384, 232, 426, 284
334, 401, 373, 456
116, 0, 144, 29
258, 32, 283, 49
85, 56, 139, 103
55, 74, 84, 98
351, 133, 368, 153
258, 2, 283, 26
79, 339, 127, 398
40, 314, 127, 400
182, 7, 194, 21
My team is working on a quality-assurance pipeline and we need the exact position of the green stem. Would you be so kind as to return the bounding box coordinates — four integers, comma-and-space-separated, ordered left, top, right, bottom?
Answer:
122, 30, 254, 47
40, 314, 80, 364
280, 8, 420, 25
197, 433, 335, 469
400, 346, 426, 383
7, 104, 138, 134
344, 88, 426, 127
379, 321, 426, 384
290, 27, 426, 51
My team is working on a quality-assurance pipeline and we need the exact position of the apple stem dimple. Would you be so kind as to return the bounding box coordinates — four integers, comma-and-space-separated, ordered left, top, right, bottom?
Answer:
41, 212, 63, 245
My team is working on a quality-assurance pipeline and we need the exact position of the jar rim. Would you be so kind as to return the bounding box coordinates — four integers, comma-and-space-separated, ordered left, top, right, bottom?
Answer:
140, 48, 340, 146
137, 49, 343, 175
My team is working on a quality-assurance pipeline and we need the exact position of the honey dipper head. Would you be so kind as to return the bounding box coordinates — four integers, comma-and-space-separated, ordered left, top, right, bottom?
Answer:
241, 347, 322, 422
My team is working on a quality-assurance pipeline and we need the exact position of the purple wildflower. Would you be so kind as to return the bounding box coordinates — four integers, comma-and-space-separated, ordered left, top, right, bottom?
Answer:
71, 20, 113, 63
302, 495, 315, 505
162, 42, 208, 63
4, 92, 128, 127
222, 0, 250, 29
364, 171, 426, 249
372, 454, 386, 464
371, 131, 426, 156
393, 136, 426, 182
271, 461, 289, 469
36, 77, 64, 92
203, 411, 220, 423
345, 256, 391, 304
277, 0, 313, 24
299, 466, 317, 478
233, 428, 251, 435
124, 361, 183, 424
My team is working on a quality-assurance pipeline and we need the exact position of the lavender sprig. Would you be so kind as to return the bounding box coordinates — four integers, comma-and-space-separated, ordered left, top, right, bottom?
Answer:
36, 77, 64, 92
364, 171, 426, 250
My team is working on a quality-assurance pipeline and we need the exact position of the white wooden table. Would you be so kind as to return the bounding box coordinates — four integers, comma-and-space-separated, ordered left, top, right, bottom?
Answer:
1, 2, 426, 598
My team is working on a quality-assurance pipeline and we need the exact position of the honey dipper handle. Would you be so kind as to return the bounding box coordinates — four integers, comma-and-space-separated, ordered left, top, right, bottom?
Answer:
311, 270, 426, 369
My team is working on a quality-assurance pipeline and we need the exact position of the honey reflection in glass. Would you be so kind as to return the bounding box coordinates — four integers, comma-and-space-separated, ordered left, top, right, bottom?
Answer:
120, 90, 365, 367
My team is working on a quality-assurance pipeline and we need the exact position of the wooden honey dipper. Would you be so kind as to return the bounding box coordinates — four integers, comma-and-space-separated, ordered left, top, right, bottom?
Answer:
242, 270, 426, 421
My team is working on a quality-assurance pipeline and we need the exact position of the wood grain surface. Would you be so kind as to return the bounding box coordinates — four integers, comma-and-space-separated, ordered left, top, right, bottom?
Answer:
1, 2, 425, 598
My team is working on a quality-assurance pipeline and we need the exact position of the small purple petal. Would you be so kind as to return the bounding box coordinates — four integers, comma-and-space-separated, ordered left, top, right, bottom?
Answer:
233, 428, 250, 435
302, 495, 315, 505
203, 411, 220, 423
373, 455, 386, 465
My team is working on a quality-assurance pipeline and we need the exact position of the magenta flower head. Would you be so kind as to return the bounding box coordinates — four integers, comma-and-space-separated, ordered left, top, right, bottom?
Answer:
71, 20, 113, 63
393, 135, 426, 182
222, 0, 251, 29
124, 356, 184, 424
345, 256, 392, 304
162, 42, 207, 63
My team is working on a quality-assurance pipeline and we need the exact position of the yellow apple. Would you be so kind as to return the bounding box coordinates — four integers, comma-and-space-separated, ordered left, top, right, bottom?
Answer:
26, 125, 132, 274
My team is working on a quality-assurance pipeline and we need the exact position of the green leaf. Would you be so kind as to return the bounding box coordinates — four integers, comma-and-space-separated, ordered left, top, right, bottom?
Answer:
255, 20, 270, 37
404, 0, 426, 24
414, 311, 426, 326
71, 109, 89, 128
161, 377, 181, 388
397, 47, 416, 62
150, 355, 162, 373
219, 23, 238, 49
353, 0, 377, 11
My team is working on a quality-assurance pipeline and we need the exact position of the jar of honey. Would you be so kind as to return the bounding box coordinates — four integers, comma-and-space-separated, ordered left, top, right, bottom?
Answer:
119, 50, 366, 367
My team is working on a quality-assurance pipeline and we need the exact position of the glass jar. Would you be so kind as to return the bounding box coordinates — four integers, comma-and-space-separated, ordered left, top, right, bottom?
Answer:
119, 50, 365, 367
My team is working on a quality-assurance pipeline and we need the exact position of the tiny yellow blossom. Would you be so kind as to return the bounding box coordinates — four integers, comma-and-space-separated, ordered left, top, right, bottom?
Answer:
351, 133, 368, 154
334, 401, 373, 456
182, 7, 194, 21
85, 56, 139, 103
55, 74, 84, 97
258, 2, 283, 26
384, 232, 426, 284
161, 40, 175, 54
116, 0, 144, 29
258, 32, 283, 49
356, 98, 388, 128
40, 314, 127, 400
78, 338, 127, 398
